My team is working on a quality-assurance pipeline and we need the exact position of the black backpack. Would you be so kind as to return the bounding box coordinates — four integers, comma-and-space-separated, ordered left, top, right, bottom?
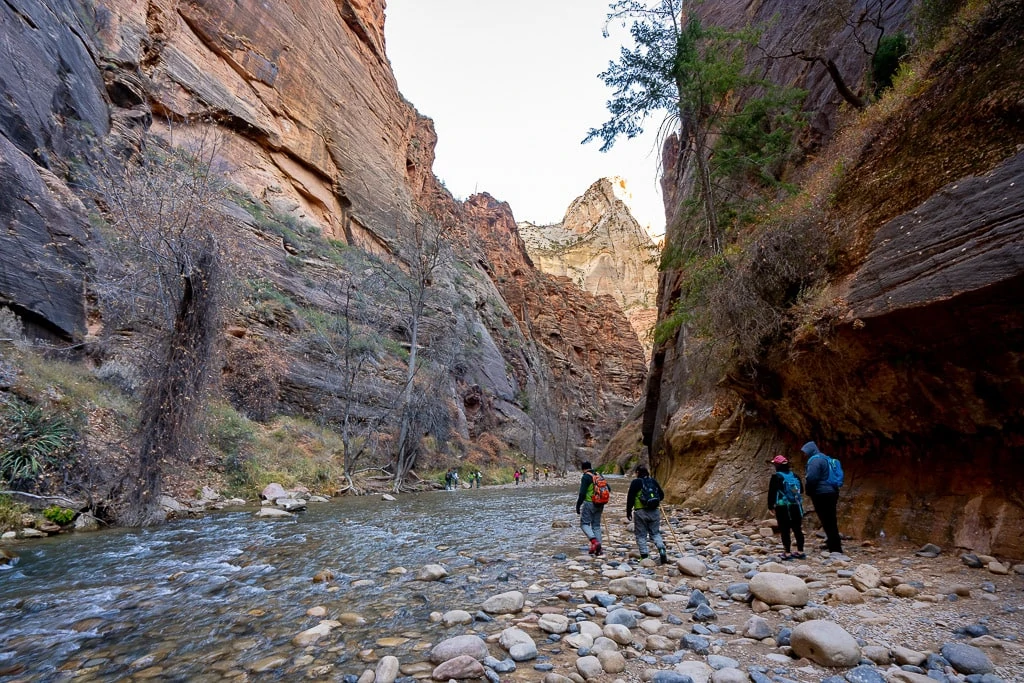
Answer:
637, 477, 662, 509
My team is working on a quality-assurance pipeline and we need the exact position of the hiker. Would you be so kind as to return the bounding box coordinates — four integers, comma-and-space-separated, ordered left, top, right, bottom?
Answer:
475, 470, 482, 488
451, 470, 459, 488
803, 441, 843, 554
544, 467, 549, 480
574, 460, 609, 555
444, 469, 453, 490
767, 455, 805, 560
514, 469, 520, 485
625, 465, 668, 564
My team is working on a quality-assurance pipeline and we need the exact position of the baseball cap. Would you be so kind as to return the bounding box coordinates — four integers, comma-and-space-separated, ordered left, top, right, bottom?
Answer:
771, 455, 788, 465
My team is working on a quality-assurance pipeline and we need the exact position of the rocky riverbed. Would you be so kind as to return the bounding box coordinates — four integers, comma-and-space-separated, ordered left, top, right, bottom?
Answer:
2, 483, 1022, 682
231, 496, 1022, 682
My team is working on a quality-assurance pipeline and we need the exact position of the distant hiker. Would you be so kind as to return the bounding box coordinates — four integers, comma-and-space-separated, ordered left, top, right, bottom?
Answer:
626, 465, 667, 564
475, 470, 482, 488
575, 460, 610, 556
452, 470, 459, 488
514, 469, 521, 485
544, 467, 549, 480
444, 469, 453, 490
767, 455, 805, 561
803, 441, 844, 554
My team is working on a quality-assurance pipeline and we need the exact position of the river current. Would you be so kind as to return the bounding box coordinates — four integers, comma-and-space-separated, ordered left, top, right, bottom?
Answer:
0, 483, 587, 681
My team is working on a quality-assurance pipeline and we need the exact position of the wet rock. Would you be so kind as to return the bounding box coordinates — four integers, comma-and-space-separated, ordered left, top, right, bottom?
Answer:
428, 635, 488, 663
416, 564, 449, 581
381, 494, 396, 501
255, 508, 293, 518
338, 612, 367, 626
292, 620, 340, 646
247, 655, 289, 673
275, 498, 307, 512
916, 544, 942, 558
790, 620, 861, 667
432, 654, 485, 680
749, 572, 809, 607
483, 656, 516, 673
687, 590, 709, 609
312, 570, 335, 583
442, 610, 473, 626
940, 642, 994, 675
375, 656, 400, 683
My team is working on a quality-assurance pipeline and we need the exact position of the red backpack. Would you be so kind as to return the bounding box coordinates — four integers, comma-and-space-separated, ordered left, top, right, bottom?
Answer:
589, 471, 610, 504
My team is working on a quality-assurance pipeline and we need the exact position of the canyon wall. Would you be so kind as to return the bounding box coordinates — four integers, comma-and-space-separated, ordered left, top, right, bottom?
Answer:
519, 178, 660, 357
0, 0, 645, 475
635, 0, 1024, 556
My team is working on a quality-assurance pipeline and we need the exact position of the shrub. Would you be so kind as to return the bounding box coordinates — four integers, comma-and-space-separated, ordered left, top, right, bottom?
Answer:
0, 398, 76, 487
0, 495, 27, 532
42, 505, 75, 525
872, 33, 910, 95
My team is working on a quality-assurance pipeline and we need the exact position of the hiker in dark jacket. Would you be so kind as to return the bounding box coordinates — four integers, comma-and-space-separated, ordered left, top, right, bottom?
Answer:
767, 455, 805, 560
575, 461, 606, 555
803, 441, 843, 554
626, 465, 668, 564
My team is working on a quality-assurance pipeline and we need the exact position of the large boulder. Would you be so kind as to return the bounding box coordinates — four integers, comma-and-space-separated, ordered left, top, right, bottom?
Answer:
790, 620, 861, 667
428, 635, 488, 664
482, 590, 525, 614
748, 572, 809, 606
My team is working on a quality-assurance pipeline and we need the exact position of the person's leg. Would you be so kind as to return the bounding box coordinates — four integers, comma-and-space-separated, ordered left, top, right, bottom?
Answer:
792, 507, 805, 554
634, 509, 651, 557
812, 493, 842, 553
580, 502, 596, 542
592, 504, 604, 548
775, 506, 793, 554
646, 508, 667, 562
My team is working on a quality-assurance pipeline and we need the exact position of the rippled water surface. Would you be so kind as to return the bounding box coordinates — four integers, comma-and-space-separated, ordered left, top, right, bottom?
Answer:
0, 484, 583, 681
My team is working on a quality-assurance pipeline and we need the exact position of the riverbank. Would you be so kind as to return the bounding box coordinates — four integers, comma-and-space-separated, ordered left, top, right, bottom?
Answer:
354, 489, 1024, 683
2, 485, 1022, 682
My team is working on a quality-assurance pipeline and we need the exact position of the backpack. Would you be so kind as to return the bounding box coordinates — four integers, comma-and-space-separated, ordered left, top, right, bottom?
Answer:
813, 453, 845, 489
637, 477, 662, 509
775, 471, 802, 511
589, 471, 610, 504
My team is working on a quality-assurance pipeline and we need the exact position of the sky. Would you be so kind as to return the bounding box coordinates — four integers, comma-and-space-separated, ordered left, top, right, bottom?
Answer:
384, 0, 666, 238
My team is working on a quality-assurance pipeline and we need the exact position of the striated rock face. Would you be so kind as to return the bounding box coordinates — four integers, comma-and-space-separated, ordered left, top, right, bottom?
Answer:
463, 193, 648, 459
0, 0, 647, 480
519, 178, 660, 357
637, 0, 1024, 556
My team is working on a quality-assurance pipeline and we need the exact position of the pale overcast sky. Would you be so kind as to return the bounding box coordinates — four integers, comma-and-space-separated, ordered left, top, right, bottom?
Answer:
384, 0, 666, 237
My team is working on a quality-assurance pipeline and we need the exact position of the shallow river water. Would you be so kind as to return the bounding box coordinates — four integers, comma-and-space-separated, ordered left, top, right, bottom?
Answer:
0, 483, 585, 681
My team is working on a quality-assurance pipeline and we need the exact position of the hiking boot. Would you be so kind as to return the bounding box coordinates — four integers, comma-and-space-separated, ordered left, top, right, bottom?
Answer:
639, 553, 649, 560
659, 549, 668, 565
588, 538, 599, 555
594, 543, 603, 556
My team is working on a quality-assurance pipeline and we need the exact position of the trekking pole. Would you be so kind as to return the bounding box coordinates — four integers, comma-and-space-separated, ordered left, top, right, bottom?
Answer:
660, 506, 685, 555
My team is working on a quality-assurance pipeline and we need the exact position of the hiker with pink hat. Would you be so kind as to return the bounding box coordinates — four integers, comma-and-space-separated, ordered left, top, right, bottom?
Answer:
767, 454, 806, 560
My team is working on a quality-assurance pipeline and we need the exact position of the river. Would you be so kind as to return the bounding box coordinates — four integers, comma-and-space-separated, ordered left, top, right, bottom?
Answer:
0, 483, 587, 681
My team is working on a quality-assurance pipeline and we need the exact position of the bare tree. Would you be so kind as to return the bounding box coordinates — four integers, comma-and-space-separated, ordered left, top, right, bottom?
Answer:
375, 215, 454, 491
308, 278, 388, 492
85, 125, 233, 526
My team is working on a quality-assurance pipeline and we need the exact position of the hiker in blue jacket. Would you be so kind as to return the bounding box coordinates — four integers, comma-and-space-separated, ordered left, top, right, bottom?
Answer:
767, 455, 805, 560
803, 441, 843, 554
